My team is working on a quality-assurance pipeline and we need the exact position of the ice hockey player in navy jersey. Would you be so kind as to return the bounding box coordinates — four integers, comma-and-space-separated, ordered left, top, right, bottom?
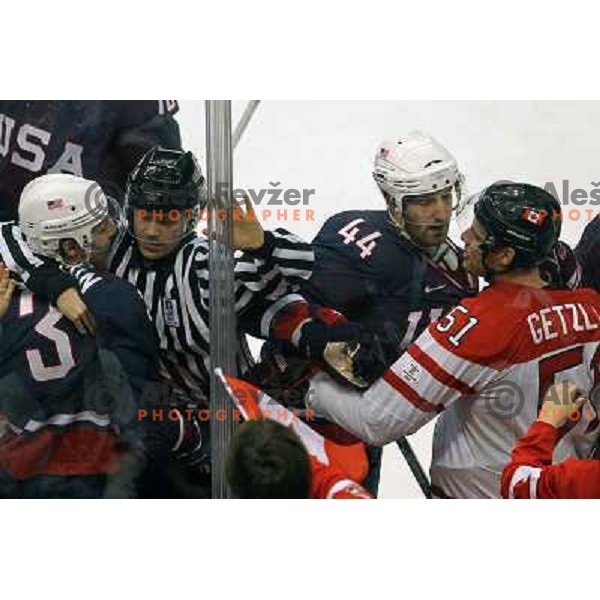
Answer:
257, 133, 476, 392
308, 133, 478, 375
0, 280, 150, 498
0, 100, 181, 221
251, 132, 477, 494
0, 174, 186, 498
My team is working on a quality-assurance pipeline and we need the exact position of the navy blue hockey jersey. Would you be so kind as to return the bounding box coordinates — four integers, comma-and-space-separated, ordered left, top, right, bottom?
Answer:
0, 100, 181, 221
0, 271, 160, 479
576, 217, 600, 291
252, 210, 478, 399
302, 210, 478, 359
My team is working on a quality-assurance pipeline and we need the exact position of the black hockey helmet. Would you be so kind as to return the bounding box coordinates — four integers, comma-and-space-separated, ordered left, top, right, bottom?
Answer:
472, 182, 562, 269
124, 146, 206, 235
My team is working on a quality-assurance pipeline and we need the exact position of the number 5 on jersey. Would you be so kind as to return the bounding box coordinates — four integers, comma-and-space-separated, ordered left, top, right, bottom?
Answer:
20, 292, 76, 382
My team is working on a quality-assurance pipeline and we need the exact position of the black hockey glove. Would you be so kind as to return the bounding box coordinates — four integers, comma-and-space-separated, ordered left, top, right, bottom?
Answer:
296, 319, 365, 360
350, 329, 403, 384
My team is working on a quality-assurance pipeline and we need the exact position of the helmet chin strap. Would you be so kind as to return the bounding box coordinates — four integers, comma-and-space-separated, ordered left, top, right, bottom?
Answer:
477, 239, 504, 282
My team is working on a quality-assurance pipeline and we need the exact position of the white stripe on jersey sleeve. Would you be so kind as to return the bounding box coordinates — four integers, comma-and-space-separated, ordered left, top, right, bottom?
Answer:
11, 410, 112, 434
388, 351, 468, 408
0, 224, 44, 280
310, 324, 503, 446
307, 371, 431, 446
272, 247, 315, 262
114, 243, 133, 279
508, 465, 542, 499
258, 293, 305, 337
414, 328, 500, 389
326, 479, 358, 499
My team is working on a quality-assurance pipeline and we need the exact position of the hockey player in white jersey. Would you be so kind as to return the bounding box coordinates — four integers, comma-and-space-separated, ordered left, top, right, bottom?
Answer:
307, 182, 600, 498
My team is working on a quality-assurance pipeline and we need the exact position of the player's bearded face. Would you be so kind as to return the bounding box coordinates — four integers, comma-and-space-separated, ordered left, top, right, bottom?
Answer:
461, 219, 488, 275
401, 191, 452, 247
134, 208, 189, 260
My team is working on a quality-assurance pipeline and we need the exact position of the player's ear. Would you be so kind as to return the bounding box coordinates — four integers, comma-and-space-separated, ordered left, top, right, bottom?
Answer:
493, 246, 516, 270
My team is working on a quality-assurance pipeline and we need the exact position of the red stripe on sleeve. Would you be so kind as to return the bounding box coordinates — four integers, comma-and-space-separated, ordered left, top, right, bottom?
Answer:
272, 302, 311, 341
408, 344, 476, 395
383, 370, 444, 414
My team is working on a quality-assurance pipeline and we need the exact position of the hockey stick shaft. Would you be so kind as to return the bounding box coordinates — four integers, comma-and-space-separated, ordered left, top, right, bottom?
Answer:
233, 100, 261, 150
396, 437, 432, 499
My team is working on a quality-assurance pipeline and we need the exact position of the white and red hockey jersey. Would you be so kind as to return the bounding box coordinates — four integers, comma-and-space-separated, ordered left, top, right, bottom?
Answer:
308, 282, 600, 498
501, 420, 600, 499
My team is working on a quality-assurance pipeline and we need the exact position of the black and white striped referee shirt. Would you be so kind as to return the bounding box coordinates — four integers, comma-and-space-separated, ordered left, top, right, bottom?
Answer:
98, 228, 314, 405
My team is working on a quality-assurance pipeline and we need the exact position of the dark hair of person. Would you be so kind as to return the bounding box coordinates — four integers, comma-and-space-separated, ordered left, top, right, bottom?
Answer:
225, 419, 312, 499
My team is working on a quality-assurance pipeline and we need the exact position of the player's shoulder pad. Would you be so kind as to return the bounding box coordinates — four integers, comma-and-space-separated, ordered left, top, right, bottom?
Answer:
72, 266, 147, 318
315, 210, 388, 243
313, 209, 398, 264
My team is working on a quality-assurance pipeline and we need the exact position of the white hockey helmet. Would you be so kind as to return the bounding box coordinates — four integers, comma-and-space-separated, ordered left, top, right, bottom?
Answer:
18, 173, 124, 265
373, 131, 463, 216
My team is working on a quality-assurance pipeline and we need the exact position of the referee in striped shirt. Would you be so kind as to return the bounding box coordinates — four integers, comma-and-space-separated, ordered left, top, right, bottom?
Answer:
73, 147, 338, 495
101, 147, 317, 409
5, 148, 358, 495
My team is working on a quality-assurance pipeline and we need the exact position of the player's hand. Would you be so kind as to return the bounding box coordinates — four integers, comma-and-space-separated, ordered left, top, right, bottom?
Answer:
204, 196, 265, 250
297, 319, 364, 360
232, 196, 265, 250
322, 341, 369, 390
56, 287, 96, 335
350, 331, 396, 383
0, 263, 16, 319
538, 381, 587, 429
